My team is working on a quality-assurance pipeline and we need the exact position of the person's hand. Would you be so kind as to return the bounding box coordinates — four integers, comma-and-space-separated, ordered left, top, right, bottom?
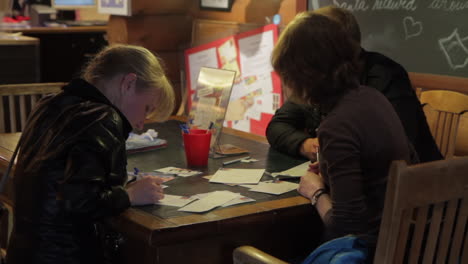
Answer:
126, 176, 165, 206
308, 161, 320, 175
297, 171, 325, 200
300, 138, 319, 160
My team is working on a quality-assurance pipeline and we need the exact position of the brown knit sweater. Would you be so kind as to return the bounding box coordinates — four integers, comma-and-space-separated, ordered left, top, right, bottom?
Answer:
317, 85, 412, 250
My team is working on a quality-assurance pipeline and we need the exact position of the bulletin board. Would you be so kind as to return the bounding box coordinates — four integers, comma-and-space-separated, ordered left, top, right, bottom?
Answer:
185, 24, 282, 136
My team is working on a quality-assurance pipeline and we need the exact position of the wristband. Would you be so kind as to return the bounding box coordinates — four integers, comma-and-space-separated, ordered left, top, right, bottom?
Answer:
311, 188, 327, 206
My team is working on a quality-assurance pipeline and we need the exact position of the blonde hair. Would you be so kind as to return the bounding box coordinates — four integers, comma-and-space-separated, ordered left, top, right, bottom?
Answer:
83, 44, 175, 121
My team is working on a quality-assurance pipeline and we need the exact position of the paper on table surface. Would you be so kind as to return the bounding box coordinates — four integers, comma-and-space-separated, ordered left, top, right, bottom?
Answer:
156, 194, 197, 207
249, 181, 299, 195
178, 191, 241, 213
221, 195, 255, 207
209, 168, 265, 184
154, 167, 202, 177
191, 191, 255, 207
270, 161, 310, 178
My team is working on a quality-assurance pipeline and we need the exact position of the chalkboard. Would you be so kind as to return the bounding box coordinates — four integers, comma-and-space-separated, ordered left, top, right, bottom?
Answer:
308, 0, 468, 78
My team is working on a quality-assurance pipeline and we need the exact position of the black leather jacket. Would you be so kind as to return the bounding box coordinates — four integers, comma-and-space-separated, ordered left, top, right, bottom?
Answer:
7, 79, 132, 264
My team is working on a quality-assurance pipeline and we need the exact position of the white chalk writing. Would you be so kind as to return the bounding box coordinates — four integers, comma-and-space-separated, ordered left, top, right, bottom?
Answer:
439, 28, 468, 69
403, 16, 423, 39
429, 0, 468, 11
332, 0, 370, 11
372, 0, 418, 11
331, 0, 418, 11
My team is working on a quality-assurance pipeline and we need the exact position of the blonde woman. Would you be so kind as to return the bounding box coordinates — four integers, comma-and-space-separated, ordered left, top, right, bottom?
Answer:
7, 45, 175, 264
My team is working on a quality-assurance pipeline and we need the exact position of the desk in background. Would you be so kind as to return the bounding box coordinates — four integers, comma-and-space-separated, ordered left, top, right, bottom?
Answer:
5, 26, 107, 83
0, 120, 322, 264
0, 36, 40, 84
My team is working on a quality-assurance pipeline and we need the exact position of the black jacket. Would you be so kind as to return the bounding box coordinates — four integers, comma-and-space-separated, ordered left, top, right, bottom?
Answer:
7, 79, 132, 264
266, 50, 443, 162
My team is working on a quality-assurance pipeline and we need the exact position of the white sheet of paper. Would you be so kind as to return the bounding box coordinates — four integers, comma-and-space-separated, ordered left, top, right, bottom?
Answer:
191, 192, 255, 207
157, 195, 197, 207
178, 191, 241, 213
209, 168, 265, 184
238, 30, 274, 76
221, 195, 255, 207
249, 181, 299, 195
270, 162, 310, 178
188, 48, 218, 91
245, 101, 262, 121
231, 119, 251, 133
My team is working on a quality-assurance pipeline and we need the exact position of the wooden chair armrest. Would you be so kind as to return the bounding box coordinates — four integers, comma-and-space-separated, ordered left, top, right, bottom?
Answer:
233, 246, 289, 264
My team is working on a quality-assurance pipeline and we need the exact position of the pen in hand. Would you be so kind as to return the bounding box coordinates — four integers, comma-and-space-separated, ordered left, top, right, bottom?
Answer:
222, 156, 251, 166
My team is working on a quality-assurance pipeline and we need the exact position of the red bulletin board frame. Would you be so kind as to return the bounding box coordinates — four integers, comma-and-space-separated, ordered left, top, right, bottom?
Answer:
185, 24, 281, 136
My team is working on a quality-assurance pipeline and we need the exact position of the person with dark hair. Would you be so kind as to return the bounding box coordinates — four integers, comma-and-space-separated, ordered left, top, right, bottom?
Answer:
6, 44, 175, 264
266, 6, 442, 163
271, 11, 413, 260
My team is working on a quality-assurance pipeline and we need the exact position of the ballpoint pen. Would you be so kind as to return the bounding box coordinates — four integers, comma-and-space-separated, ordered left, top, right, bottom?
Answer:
222, 156, 251, 166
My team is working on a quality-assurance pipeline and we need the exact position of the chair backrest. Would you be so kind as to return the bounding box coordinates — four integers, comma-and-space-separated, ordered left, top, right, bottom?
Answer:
420, 90, 468, 158
0, 82, 65, 133
374, 158, 468, 264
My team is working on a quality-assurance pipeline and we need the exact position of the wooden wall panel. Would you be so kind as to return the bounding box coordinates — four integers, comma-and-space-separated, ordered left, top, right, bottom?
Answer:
107, 15, 192, 51
131, 0, 190, 16
190, 0, 299, 25
191, 19, 262, 46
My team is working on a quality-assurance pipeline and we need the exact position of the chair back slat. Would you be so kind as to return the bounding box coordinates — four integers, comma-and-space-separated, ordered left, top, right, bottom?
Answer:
408, 206, 429, 264
448, 197, 468, 264
0, 83, 64, 133
422, 203, 444, 264
435, 199, 459, 264
462, 229, 468, 264
19, 95, 27, 131
8, 95, 17, 133
0, 98, 4, 133
457, 113, 468, 156
394, 209, 411, 263
374, 157, 468, 264
30, 94, 39, 109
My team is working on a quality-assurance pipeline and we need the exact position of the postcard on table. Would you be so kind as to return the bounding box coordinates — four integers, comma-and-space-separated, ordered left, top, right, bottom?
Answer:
192, 191, 255, 207
157, 194, 197, 207
209, 168, 265, 184
249, 181, 299, 195
178, 191, 240, 213
269, 161, 310, 179
154, 167, 202, 177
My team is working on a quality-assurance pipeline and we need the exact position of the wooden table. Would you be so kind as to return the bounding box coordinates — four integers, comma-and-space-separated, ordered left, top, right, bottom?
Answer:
0, 121, 322, 264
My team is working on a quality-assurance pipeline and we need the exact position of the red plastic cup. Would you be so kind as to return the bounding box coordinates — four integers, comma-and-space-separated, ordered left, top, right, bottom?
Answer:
182, 129, 212, 167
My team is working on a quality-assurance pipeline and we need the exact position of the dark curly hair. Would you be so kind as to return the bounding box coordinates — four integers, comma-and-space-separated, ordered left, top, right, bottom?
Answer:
271, 12, 361, 107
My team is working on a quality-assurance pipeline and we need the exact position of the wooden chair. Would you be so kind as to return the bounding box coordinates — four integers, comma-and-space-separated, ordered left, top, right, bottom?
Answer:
233, 246, 288, 264
0, 82, 65, 133
374, 157, 468, 263
420, 90, 468, 158
233, 158, 468, 264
